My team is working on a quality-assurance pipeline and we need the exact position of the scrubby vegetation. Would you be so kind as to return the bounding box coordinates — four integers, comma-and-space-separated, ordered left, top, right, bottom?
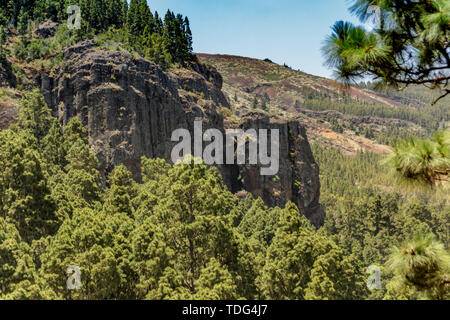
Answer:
303, 96, 448, 134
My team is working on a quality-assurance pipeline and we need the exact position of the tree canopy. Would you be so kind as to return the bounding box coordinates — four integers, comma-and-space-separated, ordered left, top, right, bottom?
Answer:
2, 0, 195, 68
1, 90, 447, 300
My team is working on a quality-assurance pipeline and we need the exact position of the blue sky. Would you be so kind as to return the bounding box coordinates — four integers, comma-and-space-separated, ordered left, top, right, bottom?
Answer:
148, 0, 362, 78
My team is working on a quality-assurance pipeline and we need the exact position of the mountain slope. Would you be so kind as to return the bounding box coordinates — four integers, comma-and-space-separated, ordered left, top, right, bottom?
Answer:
197, 53, 449, 155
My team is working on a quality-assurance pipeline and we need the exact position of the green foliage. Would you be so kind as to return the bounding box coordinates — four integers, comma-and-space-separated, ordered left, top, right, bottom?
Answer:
125, 3, 194, 67
259, 202, 367, 300
17, 7, 29, 34
13, 24, 77, 62
313, 142, 449, 299
17, 89, 52, 139
260, 99, 268, 111
304, 249, 367, 300
0, 91, 59, 243
385, 233, 449, 300
0, 218, 39, 297
193, 258, 240, 300
7, 0, 194, 69
329, 118, 344, 133
103, 165, 136, 216
0, 89, 448, 300
251, 96, 258, 109
386, 131, 450, 187
0, 28, 7, 66
323, 0, 450, 104
39, 207, 135, 299
259, 202, 322, 299
303, 95, 448, 134
238, 197, 280, 248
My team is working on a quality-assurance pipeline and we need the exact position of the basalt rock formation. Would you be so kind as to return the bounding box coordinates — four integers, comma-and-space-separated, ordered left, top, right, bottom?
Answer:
228, 113, 323, 226
37, 40, 324, 226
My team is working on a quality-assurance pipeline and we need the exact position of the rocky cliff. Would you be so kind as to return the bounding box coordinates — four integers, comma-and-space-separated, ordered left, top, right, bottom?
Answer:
37, 41, 324, 226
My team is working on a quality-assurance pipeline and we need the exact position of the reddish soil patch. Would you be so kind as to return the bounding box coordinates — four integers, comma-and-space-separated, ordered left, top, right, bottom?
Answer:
228, 75, 254, 87
280, 80, 302, 93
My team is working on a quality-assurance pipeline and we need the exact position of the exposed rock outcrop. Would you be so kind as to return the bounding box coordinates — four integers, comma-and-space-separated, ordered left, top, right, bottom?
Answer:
0, 58, 16, 88
38, 41, 324, 226
0, 98, 18, 130
228, 113, 324, 226
33, 21, 59, 38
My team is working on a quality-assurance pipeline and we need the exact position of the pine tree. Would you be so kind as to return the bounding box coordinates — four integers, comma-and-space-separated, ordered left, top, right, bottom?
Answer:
0, 27, 6, 67
17, 7, 28, 34
61, 118, 101, 208
139, 0, 151, 30
40, 207, 135, 299
386, 233, 449, 300
17, 89, 53, 141
103, 164, 136, 216
385, 132, 450, 187
153, 11, 163, 34
251, 97, 258, 109
126, 0, 140, 40
0, 129, 57, 243
184, 16, 193, 52
260, 202, 330, 299
194, 258, 240, 300
106, 0, 128, 28
0, 216, 55, 299
323, 0, 450, 104
41, 118, 67, 175
304, 250, 367, 300
261, 99, 268, 111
